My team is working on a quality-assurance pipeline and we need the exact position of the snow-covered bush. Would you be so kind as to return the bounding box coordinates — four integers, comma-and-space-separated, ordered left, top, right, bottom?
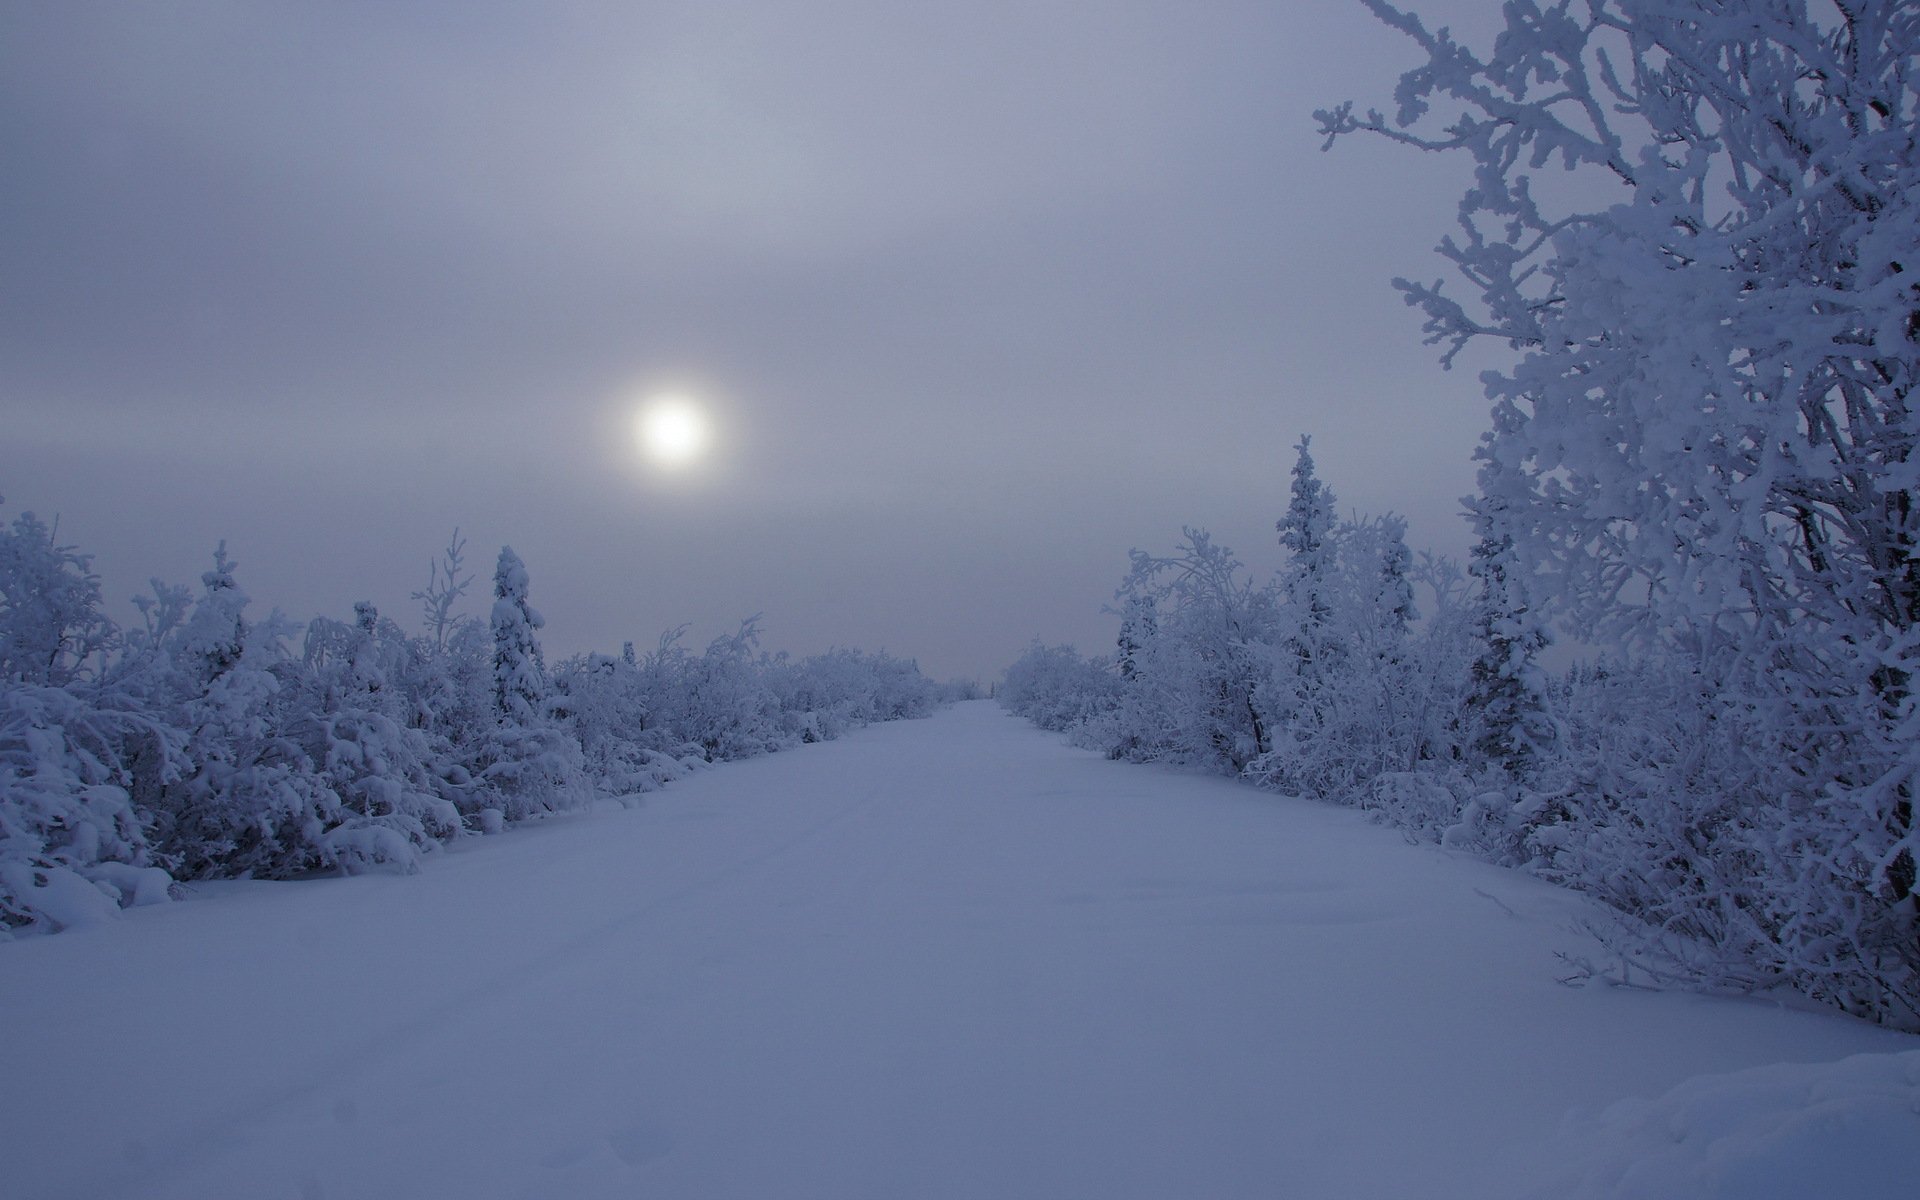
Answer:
143, 547, 378, 879
1000, 642, 1121, 734
1, 509, 947, 939
0, 685, 177, 934
290, 605, 464, 869
1320, 0, 1920, 1026
763, 647, 939, 743
550, 649, 692, 801
0, 503, 176, 931
1103, 529, 1280, 771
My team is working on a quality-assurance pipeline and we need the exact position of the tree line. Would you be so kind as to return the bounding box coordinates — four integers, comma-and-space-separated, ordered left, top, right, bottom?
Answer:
1008, 0, 1919, 1029
1, 520, 955, 935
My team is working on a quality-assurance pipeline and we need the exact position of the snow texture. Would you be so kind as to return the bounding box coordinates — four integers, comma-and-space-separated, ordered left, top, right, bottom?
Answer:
2, 702, 1911, 1200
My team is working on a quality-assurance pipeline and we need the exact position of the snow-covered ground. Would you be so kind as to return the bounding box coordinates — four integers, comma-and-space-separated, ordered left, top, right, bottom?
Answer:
4, 700, 1915, 1199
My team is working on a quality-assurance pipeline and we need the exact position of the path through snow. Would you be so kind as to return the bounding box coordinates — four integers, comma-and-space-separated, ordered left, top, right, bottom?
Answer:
4, 701, 1915, 1199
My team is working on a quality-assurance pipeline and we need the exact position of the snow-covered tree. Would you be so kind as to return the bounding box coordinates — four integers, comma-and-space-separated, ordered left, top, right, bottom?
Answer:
1116, 594, 1157, 681
1322, 0, 1920, 1023
490, 547, 547, 728
551, 650, 690, 799
290, 603, 463, 868
1278, 436, 1338, 635
0, 508, 117, 688
0, 685, 178, 934
0, 505, 949, 939
675, 620, 782, 762
1252, 513, 1436, 799
474, 547, 586, 823
1110, 530, 1279, 772
1464, 448, 1554, 778
0, 505, 178, 929
148, 546, 354, 878
1000, 642, 1121, 734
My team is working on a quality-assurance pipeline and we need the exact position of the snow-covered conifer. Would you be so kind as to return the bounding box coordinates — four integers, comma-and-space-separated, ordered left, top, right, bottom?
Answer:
1116, 594, 1157, 681
1464, 449, 1552, 779
490, 547, 547, 727
474, 547, 586, 821
1277, 436, 1337, 633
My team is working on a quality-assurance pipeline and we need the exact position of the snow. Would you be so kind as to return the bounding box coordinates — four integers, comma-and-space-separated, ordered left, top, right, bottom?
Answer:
1507, 1051, 1920, 1199
2, 700, 1913, 1199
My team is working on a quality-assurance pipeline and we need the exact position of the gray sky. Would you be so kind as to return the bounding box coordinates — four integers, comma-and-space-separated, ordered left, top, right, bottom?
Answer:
2, 1, 1503, 681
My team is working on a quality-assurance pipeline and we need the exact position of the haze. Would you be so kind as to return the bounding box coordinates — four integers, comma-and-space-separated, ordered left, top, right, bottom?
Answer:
1, 1, 1502, 680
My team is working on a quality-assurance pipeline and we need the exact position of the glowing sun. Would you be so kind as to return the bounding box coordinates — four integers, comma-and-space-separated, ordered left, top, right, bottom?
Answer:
635, 395, 712, 468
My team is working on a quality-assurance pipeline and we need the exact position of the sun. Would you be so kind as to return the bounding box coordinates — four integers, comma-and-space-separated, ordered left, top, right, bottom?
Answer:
635, 394, 712, 468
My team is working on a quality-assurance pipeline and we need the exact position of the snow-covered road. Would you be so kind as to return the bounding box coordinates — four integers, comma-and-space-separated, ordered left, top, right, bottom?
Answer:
4, 701, 1915, 1199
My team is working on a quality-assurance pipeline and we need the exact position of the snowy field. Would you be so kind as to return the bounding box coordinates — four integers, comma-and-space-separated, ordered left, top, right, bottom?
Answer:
4, 700, 1916, 1200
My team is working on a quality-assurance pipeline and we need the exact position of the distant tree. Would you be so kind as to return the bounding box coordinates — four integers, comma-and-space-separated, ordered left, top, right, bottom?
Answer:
411, 528, 473, 654
1116, 594, 1157, 681
1000, 642, 1122, 734
1277, 436, 1337, 635
1251, 511, 1429, 799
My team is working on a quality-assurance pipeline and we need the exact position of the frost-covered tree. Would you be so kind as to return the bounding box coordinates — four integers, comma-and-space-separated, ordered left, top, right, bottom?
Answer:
1322, 0, 1920, 1022
290, 603, 463, 868
0, 508, 117, 687
0, 506, 948, 939
149, 545, 353, 879
1464, 449, 1554, 778
473, 547, 587, 823
0, 507, 177, 930
1116, 594, 1157, 681
490, 547, 547, 728
676, 619, 782, 762
1252, 513, 1436, 799
760, 647, 940, 743
1000, 643, 1122, 734
551, 650, 690, 799
411, 528, 474, 655
1110, 530, 1279, 771
0, 686, 178, 933
1278, 436, 1338, 635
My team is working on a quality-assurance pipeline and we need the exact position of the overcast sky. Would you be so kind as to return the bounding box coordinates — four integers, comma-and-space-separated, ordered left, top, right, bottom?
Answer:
2, 1, 1506, 681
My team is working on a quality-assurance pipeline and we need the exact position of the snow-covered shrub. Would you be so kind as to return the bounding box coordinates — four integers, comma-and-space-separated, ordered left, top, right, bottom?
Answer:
0, 686, 178, 934
0, 507, 948, 939
764, 647, 940, 743
1000, 642, 1121, 734
289, 605, 464, 869
1101, 529, 1279, 771
143, 547, 371, 879
635, 620, 786, 763
550, 650, 691, 800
